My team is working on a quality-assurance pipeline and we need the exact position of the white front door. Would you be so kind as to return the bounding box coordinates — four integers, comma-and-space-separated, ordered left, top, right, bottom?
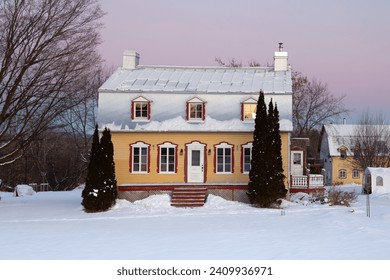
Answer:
291, 151, 304, 176
187, 142, 205, 183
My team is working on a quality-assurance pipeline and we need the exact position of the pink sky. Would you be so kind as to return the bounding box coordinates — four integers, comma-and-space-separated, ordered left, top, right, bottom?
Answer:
98, 0, 390, 123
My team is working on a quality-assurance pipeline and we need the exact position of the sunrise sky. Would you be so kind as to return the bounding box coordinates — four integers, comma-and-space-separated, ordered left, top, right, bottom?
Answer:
98, 0, 390, 123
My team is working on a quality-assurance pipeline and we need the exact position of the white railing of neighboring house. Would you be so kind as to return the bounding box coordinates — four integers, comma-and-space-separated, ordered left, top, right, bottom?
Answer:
308, 174, 324, 188
290, 174, 324, 189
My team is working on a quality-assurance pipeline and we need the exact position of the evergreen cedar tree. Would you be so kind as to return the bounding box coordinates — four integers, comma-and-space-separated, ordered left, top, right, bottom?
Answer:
82, 126, 117, 212
247, 91, 287, 207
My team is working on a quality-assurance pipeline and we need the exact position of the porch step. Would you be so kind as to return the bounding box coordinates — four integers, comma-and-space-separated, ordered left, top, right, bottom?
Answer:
171, 187, 207, 207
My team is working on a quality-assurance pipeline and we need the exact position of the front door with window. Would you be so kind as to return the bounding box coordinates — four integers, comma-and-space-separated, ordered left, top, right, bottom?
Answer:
187, 142, 205, 183
291, 151, 304, 176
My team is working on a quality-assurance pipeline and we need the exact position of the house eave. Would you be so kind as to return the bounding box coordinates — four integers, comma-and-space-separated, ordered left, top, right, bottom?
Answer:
99, 88, 292, 95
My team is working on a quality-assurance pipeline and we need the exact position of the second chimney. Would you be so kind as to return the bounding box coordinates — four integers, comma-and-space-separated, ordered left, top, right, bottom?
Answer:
123, 50, 140, 69
274, 43, 288, 71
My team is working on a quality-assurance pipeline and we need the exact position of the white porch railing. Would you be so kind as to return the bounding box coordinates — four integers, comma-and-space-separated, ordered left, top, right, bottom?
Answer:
290, 174, 324, 189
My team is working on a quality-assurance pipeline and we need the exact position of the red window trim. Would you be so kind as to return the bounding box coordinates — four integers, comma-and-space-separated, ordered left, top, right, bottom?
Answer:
241, 142, 252, 174
186, 100, 206, 121
213, 142, 234, 174
129, 141, 151, 173
157, 142, 178, 174
131, 99, 151, 121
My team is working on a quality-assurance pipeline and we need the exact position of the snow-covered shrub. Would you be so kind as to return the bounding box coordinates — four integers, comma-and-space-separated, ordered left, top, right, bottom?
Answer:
327, 188, 358, 207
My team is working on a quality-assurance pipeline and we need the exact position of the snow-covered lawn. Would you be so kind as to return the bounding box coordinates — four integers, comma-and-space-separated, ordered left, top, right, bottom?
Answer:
0, 184, 389, 260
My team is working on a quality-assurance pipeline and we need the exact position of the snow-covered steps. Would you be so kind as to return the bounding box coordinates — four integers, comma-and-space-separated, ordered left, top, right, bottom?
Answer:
171, 187, 208, 207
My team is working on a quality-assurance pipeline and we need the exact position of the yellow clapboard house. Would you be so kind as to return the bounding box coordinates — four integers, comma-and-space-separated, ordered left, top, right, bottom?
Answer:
98, 45, 293, 204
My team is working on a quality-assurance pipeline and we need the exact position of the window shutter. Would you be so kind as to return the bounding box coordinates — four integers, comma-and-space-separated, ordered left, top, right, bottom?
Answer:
147, 147, 151, 173
213, 146, 217, 174
128, 144, 133, 172
185, 101, 189, 120
147, 101, 151, 120
231, 146, 234, 174
240, 146, 244, 173
202, 102, 206, 121
157, 146, 161, 173
131, 101, 134, 120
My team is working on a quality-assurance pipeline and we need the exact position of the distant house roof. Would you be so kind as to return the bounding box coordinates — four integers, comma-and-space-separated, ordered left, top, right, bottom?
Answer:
100, 66, 292, 94
321, 124, 390, 156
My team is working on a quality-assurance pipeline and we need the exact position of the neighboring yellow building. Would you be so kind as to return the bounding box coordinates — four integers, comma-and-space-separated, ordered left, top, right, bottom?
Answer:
319, 125, 363, 185
98, 45, 293, 204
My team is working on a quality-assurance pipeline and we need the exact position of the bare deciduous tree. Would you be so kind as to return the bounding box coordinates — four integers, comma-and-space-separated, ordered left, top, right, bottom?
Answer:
60, 65, 112, 164
352, 112, 390, 170
0, 0, 104, 165
215, 57, 262, 67
292, 72, 349, 137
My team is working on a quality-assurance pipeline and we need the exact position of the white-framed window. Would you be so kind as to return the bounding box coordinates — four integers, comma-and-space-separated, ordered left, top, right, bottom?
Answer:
241, 98, 257, 121
242, 142, 252, 173
215, 142, 233, 174
339, 169, 347, 179
158, 142, 177, 173
131, 96, 150, 121
130, 142, 150, 173
186, 97, 206, 122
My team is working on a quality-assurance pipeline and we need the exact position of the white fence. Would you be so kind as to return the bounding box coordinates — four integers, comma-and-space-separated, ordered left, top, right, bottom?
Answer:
30, 183, 50, 192
291, 175, 324, 189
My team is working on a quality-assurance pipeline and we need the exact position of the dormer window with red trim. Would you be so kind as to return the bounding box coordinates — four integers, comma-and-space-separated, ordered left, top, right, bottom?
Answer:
131, 96, 151, 121
241, 97, 257, 121
186, 97, 206, 122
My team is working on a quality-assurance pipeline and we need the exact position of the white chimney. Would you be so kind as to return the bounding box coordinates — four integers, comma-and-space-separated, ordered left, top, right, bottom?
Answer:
274, 43, 288, 71
123, 50, 140, 69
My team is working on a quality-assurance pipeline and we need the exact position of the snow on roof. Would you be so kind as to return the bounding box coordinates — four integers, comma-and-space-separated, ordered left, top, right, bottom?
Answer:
322, 124, 358, 156
322, 124, 390, 156
100, 66, 292, 94
102, 116, 293, 132
323, 124, 390, 156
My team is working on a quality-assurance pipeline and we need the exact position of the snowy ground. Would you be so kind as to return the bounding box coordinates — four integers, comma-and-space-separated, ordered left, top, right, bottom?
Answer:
0, 184, 389, 260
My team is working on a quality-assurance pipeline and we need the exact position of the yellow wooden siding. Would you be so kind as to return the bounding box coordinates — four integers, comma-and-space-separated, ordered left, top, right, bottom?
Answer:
111, 131, 290, 187
331, 156, 362, 185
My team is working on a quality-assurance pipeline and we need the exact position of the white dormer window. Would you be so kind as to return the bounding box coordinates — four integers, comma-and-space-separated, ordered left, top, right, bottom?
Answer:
241, 98, 257, 121
186, 97, 206, 122
131, 96, 151, 121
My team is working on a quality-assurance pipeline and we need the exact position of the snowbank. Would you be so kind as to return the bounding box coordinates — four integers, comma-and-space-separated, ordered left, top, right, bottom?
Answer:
13, 185, 35, 197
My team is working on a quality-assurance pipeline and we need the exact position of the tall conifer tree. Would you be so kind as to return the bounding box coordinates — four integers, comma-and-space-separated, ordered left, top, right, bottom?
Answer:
247, 91, 268, 205
82, 126, 117, 212
247, 92, 286, 207
82, 125, 101, 210
100, 127, 118, 206
269, 103, 287, 199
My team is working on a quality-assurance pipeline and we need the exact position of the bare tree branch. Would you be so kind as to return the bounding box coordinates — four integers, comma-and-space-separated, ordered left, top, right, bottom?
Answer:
0, 0, 104, 165
292, 72, 350, 137
352, 111, 390, 170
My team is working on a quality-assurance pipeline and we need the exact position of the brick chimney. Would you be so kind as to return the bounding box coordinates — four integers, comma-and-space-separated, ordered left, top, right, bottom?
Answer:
274, 43, 288, 71
123, 50, 140, 69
